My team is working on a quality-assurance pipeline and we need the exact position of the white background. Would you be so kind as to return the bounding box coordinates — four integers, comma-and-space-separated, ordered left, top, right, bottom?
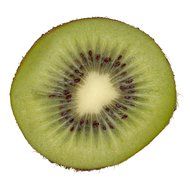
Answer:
0, 0, 189, 189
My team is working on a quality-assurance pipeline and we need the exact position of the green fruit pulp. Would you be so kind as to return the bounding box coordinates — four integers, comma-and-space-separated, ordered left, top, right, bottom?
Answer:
10, 18, 176, 170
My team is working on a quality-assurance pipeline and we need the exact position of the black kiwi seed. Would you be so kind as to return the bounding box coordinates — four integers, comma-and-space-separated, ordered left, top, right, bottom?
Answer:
109, 124, 114, 129
80, 119, 85, 126
88, 50, 93, 62
95, 54, 101, 61
104, 57, 111, 63
63, 90, 70, 95
117, 55, 122, 60
121, 114, 128, 119
69, 118, 74, 123
93, 121, 99, 128
115, 103, 122, 108
74, 78, 81, 83
49, 94, 57, 98
120, 63, 126, 68
113, 61, 120, 67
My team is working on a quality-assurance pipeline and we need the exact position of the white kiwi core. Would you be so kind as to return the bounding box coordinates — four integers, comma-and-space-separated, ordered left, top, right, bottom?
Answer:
75, 72, 119, 116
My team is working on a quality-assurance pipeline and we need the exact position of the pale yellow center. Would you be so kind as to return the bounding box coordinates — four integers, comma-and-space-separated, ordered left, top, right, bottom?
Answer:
75, 72, 119, 116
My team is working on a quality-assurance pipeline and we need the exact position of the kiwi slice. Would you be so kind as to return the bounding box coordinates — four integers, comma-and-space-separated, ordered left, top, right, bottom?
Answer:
10, 18, 176, 170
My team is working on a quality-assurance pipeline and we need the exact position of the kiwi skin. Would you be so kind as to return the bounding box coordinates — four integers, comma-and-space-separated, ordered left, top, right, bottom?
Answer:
10, 17, 176, 171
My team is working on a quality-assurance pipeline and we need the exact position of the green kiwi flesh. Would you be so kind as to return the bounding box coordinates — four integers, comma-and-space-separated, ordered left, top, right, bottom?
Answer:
10, 18, 176, 170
